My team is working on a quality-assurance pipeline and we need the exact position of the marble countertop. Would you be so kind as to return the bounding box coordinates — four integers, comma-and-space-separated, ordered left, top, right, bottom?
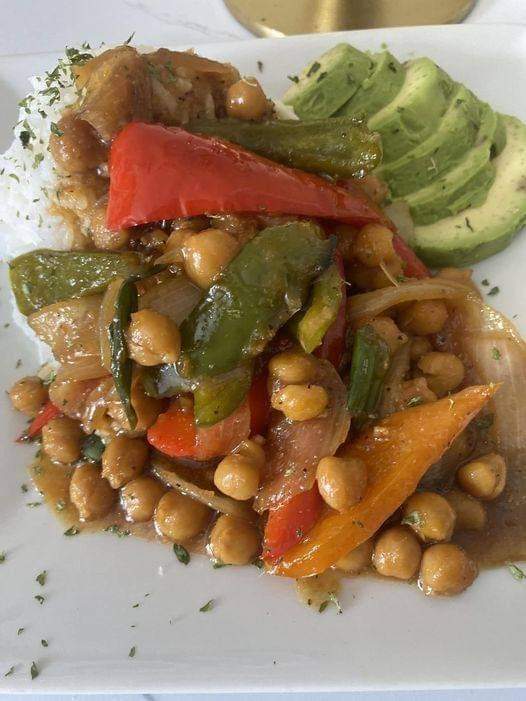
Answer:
1, 1, 525, 699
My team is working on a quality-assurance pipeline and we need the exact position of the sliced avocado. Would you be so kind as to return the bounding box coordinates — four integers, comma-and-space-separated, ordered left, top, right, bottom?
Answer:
377, 84, 482, 197
335, 51, 404, 120
408, 115, 526, 267
283, 44, 373, 120
402, 104, 499, 225
368, 57, 455, 163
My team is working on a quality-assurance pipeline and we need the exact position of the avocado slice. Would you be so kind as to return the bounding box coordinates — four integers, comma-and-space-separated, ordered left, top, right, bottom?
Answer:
368, 57, 455, 163
408, 115, 526, 267
402, 105, 500, 225
283, 44, 373, 120
335, 51, 405, 120
377, 84, 482, 197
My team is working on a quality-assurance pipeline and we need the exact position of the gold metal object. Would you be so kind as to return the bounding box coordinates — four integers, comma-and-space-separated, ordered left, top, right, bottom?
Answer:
224, 0, 477, 37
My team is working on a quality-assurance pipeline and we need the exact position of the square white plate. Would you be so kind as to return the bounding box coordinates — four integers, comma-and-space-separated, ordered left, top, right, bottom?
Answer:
1, 24, 526, 694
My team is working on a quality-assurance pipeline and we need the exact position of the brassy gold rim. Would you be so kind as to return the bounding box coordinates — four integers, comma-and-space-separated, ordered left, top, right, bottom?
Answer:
224, 0, 477, 37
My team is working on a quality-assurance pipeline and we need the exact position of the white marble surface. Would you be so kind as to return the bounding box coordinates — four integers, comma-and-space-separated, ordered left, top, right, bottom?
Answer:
0, 1, 525, 699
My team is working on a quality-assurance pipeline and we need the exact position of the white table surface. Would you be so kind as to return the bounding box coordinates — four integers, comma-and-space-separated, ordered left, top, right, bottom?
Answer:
1, 1, 526, 699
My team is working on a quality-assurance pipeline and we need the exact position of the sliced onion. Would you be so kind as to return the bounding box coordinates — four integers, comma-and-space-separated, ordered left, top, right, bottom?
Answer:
56, 357, 110, 382
254, 358, 350, 513
139, 273, 201, 325
348, 278, 475, 325
152, 453, 254, 521
99, 277, 123, 372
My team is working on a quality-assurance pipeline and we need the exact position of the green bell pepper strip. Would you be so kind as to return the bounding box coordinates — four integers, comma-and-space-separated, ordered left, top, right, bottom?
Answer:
108, 278, 138, 430
180, 221, 335, 377
347, 325, 390, 422
9, 249, 150, 315
187, 116, 382, 179
294, 263, 343, 354
193, 363, 253, 428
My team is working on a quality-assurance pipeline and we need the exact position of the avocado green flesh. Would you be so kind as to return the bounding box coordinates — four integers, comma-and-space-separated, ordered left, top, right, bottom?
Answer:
283, 43, 373, 120
409, 116, 526, 267
377, 84, 482, 197
368, 57, 455, 163
335, 51, 404, 120
401, 104, 499, 225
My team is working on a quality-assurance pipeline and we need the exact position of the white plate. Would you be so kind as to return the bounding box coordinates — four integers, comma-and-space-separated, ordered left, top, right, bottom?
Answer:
1, 24, 526, 694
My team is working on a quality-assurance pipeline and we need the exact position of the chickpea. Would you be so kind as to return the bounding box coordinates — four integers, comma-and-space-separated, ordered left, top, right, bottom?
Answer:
226, 77, 269, 121
373, 526, 422, 580
348, 256, 403, 290
335, 538, 373, 574
268, 350, 315, 384
49, 113, 107, 175
154, 490, 210, 541
419, 543, 477, 596
9, 376, 47, 417
316, 456, 367, 512
271, 383, 328, 422
367, 316, 408, 354
353, 224, 395, 267
400, 377, 437, 407
214, 439, 264, 501
183, 228, 239, 288
90, 204, 130, 250
69, 462, 116, 521
456, 453, 506, 501
127, 310, 181, 366
101, 436, 149, 489
399, 300, 449, 335
333, 224, 360, 262
445, 490, 487, 532
208, 514, 260, 565
403, 492, 456, 542
417, 352, 465, 396
121, 476, 166, 523
42, 416, 82, 464
409, 336, 433, 362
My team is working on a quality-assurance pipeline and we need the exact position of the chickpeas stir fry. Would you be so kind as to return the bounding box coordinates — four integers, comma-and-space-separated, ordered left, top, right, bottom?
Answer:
127, 310, 181, 366
316, 455, 367, 512
373, 526, 422, 581
403, 492, 456, 543
101, 436, 149, 489
456, 453, 507, 501
9, 376, 47, 417
209, 514, 261, 565
271, 383, 329, 421
6, 45, 517, 609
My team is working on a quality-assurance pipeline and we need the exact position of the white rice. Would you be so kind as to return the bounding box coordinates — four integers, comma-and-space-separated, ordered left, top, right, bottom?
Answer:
0, 46, 95, 260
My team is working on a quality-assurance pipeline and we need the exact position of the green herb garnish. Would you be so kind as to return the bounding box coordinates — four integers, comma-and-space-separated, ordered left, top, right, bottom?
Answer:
34, 595, 45, 605
41, 639, 48, 648
17, 628, 24, 636
128, 646, 136, 658
0, 551, 6, 563
30, 661, 39, 680
21, 483, 28, 493
199, 599, 214, 613
406, 396, 424, 408
508, 563, 526, 580
104, 524, 131, 538
82, 434, 105, 462
475, 413, 494, 431
492, 347, 501, 360
401, 511, 423, 527
55, 500, 66, 512
318, 592, 342, 614
488, 286, 500, 296
50, 122, 64, 137
4, 666, 15, 677
26, 502, 42, 508
64, 526, 80, 536
36, 571, 47, 586
173, 543, 190, 565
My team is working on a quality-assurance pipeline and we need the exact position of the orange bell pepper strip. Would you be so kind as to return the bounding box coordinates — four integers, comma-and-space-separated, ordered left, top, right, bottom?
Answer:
273, 384, 497, 578
16, 400, 61, 443
263, 486, 323, 562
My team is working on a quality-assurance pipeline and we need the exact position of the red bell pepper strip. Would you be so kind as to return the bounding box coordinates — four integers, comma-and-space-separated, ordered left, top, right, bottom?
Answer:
263, 486, 324, 562
106, 123, 392, 231
248, 370, 270, 437
314, 252, 347, 369
393, 234, 430, 279
147, 399, 250, 461
16, 400, 61, 443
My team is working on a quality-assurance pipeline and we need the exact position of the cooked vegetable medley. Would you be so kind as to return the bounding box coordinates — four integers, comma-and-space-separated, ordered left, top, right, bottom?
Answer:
3, 41, 526, 608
